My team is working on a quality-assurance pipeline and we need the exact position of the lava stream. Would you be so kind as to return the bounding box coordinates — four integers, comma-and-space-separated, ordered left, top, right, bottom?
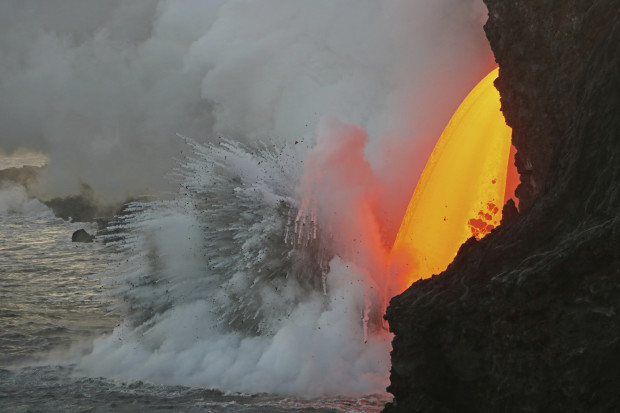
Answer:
389, 68, 515, 291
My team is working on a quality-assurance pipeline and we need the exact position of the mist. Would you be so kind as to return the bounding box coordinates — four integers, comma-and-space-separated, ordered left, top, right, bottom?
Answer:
0, 0, 492, 211
0, 0, 501, 397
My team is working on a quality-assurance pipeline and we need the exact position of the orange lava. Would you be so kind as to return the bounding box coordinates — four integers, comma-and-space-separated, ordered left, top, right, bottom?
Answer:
389, 68, 514, 291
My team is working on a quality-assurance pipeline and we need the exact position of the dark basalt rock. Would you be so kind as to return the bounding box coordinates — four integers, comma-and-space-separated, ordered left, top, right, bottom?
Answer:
384, 1, 620, 412
46, 194, 100, 222
44, 183, 123, 222
0, 165, 41, 189
0, 168, 122, 223
72, 229, 94, 243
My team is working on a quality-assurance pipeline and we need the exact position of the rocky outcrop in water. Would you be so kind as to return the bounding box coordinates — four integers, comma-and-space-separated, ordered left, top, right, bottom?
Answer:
385, 1, 620, 412
71, 229, 95, 243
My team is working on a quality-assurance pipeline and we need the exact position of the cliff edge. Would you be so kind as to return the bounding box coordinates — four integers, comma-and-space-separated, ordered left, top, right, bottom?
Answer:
385, 1, 620, 412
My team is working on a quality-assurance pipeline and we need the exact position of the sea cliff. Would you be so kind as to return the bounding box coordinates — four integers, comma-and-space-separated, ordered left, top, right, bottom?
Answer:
385, 1, 620, 411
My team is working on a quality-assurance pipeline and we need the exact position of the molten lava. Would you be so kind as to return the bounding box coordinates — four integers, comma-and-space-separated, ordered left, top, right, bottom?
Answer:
390, 68, 514, 290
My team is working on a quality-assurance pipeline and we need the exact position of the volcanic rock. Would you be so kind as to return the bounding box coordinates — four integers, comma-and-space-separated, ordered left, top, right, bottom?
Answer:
44, 183, 124, 222
0, 165, 41, 189
72, 229, 95, 243
385, 1, 620, 412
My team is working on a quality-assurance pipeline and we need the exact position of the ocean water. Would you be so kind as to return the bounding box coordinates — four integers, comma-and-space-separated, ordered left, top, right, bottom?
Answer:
0, 215, 110, 363
0, 141, 392, 412
0, 213, 388, 412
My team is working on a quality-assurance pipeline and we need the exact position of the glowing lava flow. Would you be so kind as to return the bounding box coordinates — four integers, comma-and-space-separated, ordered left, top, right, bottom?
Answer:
390, 68, 513, 290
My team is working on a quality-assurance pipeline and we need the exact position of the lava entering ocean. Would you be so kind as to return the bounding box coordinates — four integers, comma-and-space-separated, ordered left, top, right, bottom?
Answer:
76, 68, 517, 397
389, 68, 517, 291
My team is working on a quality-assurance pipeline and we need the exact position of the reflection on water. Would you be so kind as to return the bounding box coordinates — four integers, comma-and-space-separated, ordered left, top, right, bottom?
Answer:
0, 366, 388, 412
0, 214, 117, 366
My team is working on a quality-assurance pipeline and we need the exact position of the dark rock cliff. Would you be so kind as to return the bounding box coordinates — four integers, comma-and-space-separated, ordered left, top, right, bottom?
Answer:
384, 1, 620, 412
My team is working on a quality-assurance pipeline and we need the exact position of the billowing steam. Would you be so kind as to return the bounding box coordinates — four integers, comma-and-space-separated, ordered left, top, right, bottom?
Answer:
2, 0, 496, 397
78, 138, 392, 395
1, 0, 491, 212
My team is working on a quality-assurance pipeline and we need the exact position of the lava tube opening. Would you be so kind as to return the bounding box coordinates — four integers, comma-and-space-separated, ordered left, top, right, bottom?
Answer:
389, 68, 517, 292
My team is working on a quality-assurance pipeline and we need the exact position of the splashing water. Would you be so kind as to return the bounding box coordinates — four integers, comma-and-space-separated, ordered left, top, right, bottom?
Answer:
77, 134, 392, 397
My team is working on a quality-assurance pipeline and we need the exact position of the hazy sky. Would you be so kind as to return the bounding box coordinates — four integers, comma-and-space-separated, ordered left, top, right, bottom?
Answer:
0, 0, 493, 202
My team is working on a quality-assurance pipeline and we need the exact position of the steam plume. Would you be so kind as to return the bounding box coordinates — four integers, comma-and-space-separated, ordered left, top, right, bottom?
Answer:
1, 0, 492, 213
3, 0, 500, 397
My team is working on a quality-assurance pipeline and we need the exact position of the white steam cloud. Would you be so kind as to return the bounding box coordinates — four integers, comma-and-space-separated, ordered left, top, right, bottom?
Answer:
4, 0, 495, 397
1, 0, 491, 208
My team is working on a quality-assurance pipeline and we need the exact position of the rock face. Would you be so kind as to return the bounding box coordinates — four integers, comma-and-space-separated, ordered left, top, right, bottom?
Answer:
384, 1, 620, 412
71, 229, 94, 243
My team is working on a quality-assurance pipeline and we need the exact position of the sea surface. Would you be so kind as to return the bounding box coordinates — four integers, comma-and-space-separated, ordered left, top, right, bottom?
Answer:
0, 213, 388, 412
